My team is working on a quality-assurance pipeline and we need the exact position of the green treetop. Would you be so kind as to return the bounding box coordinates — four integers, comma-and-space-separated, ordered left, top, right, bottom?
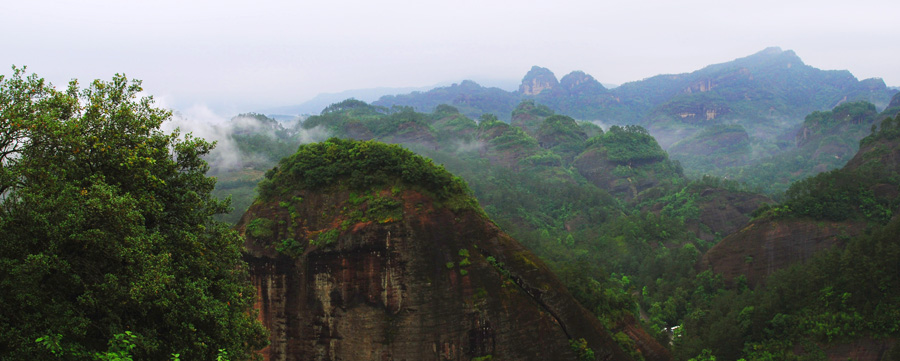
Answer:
0, 67, 267, 360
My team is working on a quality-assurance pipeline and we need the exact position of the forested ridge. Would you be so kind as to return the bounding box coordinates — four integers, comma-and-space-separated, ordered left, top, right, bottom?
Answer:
210, 93, 900, 360
3, 62, 900, 361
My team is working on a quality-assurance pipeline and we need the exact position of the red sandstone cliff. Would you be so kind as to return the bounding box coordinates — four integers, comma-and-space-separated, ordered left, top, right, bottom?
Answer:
239, 186, 670, 361
699, 218, 864, 287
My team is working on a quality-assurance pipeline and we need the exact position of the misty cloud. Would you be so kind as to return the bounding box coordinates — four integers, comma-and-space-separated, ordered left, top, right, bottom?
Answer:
452, 139, 486, 155
162, 105, 330, 173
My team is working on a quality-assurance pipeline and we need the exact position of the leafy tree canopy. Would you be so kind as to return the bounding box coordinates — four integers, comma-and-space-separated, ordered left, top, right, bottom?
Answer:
589, 125, 668, 164
0, 67, 267, 360
258, 137, 473, 205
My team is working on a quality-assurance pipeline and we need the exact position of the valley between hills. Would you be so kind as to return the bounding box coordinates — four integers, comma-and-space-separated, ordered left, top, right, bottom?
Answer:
3, 47, 900, 361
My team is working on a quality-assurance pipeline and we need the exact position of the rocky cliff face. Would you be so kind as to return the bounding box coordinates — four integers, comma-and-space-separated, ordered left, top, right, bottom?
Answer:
667, 125, 751, 169
238, 139, 669, 361
573, 139, 681, 202
692, 188, 770, 240
794, 101, 877, 149
882, 93, 900, 120
699, 219, 863, 287
644, 187, 771, 242
574, 148, 648, 199
844, 137, 900, 173
519, 66, 559, 95
241, 188, 649, 361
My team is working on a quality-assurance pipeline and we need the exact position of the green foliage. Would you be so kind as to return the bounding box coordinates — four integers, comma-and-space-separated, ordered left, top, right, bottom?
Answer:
477, 117, 540, 151
258, 137, 473, 206
861, 113, 900, 145
375, 80, 521, 121
521, 151, 563, 167
311, 228, 340, 247
742, 113, 900, 222
568, 338, 596, 361
537, 115, 587, 145
246, 217, 275, 238
687, 349, 717, 361
485, 256, 511, 279
766, 162, 897, 224
590, 125, 668, 164
803, 101, 876, 131
36, 331, 142, 361
0, 68, 266, 360
433, 104, 460, 116
320, 98, 384, 116
222, 89, 900, 360
511, 99, 554, 118
536, 115, 588, 162
578, 121, 604, 138
679, 216, 900, 359
669, 124, 752, 173
343, 192, 404, 225
613, 331, 644, 361
276, 238, 303, 257
300, 99, 390, 136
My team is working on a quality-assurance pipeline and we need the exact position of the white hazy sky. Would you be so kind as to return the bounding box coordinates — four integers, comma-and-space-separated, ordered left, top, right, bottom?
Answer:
3, 0, 898, 115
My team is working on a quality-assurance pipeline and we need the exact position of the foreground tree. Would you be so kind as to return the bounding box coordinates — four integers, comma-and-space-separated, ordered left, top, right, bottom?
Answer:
0, 67, 267, 360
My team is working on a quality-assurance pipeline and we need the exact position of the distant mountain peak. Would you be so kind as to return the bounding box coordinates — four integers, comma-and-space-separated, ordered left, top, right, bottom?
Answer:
758, 46, 784, 55
749, 47, 801, 62
696, 46, 805, 76
457, 79, 481, 87
560, 71, 606, 93
519, 66, 559, 95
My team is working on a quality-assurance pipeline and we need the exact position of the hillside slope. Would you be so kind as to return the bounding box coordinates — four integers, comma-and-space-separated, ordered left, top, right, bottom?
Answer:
237, 139, 670, 361
701, 113, 900, 287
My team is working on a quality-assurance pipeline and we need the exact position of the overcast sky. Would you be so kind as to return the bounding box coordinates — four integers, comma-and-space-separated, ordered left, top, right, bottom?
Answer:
3, 0, 898, 115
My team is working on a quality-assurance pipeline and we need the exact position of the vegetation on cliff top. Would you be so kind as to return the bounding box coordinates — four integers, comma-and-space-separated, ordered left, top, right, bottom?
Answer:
588, 125, 669, 165
257, 137, 474, 207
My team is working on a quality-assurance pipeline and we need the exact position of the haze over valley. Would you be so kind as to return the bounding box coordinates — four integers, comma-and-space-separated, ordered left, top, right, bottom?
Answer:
4, 1, 900, 360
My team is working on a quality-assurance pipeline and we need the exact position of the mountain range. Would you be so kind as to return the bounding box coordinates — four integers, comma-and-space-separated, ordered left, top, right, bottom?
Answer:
199, 48, 900, 360
372, 47, 896, 148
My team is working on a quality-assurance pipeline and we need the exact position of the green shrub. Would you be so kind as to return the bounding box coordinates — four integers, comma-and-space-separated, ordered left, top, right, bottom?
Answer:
246, 217, 275, 238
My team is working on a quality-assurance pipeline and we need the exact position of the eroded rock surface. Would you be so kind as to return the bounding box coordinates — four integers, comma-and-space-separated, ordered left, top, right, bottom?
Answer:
699, 219, 863, 287
241, 187, 661, 361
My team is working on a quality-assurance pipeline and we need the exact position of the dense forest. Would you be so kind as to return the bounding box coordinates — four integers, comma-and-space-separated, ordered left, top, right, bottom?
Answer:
207, 91, 900, 360
3, 55, 900, 361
